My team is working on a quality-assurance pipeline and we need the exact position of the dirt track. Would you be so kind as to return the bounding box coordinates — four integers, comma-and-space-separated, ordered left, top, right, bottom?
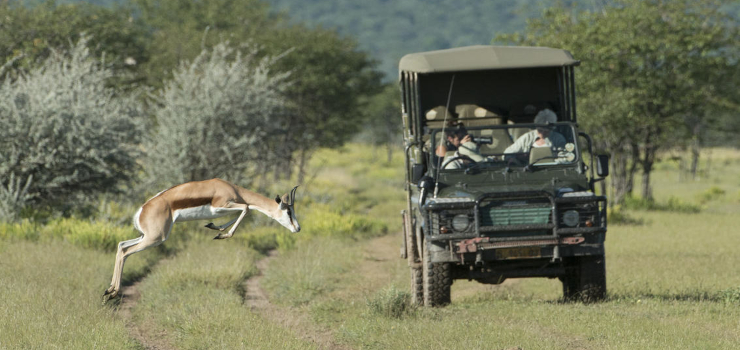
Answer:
117, 249, 350, 350
244, 250, 350, 350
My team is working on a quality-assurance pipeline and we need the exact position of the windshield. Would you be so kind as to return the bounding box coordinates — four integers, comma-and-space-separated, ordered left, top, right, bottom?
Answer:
430, 122, 580, 171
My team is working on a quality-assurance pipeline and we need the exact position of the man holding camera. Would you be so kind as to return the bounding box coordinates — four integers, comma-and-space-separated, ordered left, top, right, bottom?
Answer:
435, 126, 484, 169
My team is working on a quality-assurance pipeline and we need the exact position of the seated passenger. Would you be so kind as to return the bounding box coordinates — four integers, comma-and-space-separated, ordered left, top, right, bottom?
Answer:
504, 109, 566, 154
435, 126, 484, 169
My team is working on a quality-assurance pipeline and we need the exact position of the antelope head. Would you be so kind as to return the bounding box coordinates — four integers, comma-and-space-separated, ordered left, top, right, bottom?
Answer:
274, 185, 300, 233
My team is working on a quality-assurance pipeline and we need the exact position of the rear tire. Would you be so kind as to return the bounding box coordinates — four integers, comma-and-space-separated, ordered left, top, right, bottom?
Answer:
422, 242, 452, 307
562, 255, 606, 302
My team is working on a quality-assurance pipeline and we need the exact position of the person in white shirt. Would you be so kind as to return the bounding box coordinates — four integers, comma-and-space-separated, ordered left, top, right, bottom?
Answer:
505, 109, 566, 154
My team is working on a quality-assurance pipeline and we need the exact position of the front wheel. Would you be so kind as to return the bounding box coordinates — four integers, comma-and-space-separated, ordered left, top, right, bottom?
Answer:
422, 242, 452, 307
561, 255, 606, 302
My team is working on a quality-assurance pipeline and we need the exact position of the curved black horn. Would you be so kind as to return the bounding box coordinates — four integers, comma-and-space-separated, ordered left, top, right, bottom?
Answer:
290, 185, 299, 205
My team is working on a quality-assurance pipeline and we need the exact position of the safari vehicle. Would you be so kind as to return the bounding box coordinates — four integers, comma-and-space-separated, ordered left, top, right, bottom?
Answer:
398, 46, 610, 306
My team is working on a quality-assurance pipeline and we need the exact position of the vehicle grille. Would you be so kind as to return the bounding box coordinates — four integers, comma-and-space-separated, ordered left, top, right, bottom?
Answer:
479, 200, 552, 226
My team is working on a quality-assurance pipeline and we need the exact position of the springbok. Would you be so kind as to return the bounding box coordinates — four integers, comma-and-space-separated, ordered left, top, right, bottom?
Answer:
102, 178, 300, 303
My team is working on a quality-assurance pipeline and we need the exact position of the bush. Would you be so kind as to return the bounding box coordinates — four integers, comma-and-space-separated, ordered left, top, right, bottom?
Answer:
607, 205, 643, 225
40, 218, 137, 252
0, 35, 143, 221
696, 186, 726, 204
366, 286, 415, 319
300, 203, 388, 239
0, 216, 137, 252
622, 195, 701, 213
144, 41, 290, 188
0, 219, 39, 241
720, 287, 740, 304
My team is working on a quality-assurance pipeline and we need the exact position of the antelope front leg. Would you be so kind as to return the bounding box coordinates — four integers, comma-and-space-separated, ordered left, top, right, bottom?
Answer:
214, 204, 248, 240
205, 216, 239, 231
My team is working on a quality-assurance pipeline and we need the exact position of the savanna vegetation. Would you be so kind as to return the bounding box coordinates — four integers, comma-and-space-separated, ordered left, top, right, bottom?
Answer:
1, 0, 739, 348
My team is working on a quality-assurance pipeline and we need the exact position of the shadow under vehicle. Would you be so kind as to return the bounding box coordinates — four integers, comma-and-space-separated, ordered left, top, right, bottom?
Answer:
398, 46, 610, 307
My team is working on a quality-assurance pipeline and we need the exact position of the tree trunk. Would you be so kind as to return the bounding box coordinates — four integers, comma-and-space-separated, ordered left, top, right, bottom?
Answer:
297, 148, 312, 185
690, 136, 700, 180
610, 150, 630, 205
639, 131, 657, 201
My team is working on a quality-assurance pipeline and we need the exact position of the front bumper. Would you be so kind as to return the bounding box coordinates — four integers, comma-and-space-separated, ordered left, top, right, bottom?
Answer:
423, 191, 607, 264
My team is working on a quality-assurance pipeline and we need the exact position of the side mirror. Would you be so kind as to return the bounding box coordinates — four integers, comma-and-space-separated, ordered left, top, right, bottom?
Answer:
417, 176, 435, 191
411, 164, 425, 184
596, 154, 609, 177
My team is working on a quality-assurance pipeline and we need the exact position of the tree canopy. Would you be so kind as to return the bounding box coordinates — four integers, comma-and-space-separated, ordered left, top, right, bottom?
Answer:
499, 0, 740, 202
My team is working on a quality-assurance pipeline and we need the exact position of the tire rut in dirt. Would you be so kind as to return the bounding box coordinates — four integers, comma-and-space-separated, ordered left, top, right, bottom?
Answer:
244, 250, 351, 350
118, 273, 175, 350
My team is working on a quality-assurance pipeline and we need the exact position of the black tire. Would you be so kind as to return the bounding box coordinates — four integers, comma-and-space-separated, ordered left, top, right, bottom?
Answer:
408, 224, 424, 305
410, 267, 424, 306
562, 255, 606, 302
422, 242, 452, 307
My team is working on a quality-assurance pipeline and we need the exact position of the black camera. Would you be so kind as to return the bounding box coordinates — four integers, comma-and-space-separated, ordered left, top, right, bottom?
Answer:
472, 136, 493, 145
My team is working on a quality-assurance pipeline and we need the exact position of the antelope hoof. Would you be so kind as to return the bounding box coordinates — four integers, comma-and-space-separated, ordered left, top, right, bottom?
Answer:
213, 233, 231, 240
102, 287, 119, 304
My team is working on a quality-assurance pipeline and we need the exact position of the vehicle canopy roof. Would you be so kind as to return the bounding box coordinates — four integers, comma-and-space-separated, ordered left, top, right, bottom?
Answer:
399, 45, 579, 74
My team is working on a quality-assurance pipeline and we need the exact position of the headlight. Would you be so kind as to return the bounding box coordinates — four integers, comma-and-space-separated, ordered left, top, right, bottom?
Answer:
451, 214, 471, 232
562, 210, 579, 227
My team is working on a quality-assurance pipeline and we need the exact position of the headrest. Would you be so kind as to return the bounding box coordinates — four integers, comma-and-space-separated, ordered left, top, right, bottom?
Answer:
426, 106, 453, 120
455, 104, 478, 119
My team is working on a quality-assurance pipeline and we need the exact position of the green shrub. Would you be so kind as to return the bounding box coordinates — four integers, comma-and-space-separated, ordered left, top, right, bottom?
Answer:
0, 220, 39, 241
235, 226, 282, 254
696, 186, 726, 204
622, 195, 701, 213
607, 205, 643, 225
39, 218, 137, 252
366, 285, 416, 319
301, 203, 387, 239
720, 287, 740, 304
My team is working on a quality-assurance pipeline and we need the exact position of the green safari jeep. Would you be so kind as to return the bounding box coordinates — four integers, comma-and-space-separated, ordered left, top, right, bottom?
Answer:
398, 46, 610, 306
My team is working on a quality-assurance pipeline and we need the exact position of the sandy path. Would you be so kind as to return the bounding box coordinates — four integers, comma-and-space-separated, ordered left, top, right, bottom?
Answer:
243, 250, 351, 350
118, 280, 175, 350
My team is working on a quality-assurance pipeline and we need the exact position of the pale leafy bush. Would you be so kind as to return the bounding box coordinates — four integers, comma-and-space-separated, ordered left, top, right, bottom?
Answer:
0, 36, 143, 220
144, 42, 290, 188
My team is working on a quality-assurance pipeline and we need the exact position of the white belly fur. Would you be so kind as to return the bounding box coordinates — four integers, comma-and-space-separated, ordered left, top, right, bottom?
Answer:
173, 205, 241, 222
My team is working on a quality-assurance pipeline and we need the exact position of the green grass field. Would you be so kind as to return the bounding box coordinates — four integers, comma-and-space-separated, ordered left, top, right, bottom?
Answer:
1, 144, 739, 349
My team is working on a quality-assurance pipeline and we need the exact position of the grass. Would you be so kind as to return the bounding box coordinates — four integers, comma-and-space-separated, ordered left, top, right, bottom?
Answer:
0, 241, 157, 349
260, 145, 740, 350
130, 235, 315, 350
1, 144, 739, 349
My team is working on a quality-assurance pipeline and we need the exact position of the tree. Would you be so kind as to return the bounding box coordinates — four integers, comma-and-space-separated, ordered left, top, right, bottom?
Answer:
259, 25, 383, 181
0, 36, 144, 220
356, 83, 402, 163
132, 0, 384, 182
498, 0, 740, 203
143, 42, 290, 189
0, 1, 150, 86
131, 0, 280, 89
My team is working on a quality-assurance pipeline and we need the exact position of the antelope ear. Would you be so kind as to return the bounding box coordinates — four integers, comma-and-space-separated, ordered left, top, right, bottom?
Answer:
275, 195, 281, 204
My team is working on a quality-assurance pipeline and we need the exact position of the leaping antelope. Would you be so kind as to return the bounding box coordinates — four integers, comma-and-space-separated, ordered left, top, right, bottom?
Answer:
102, 178, 300, 303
